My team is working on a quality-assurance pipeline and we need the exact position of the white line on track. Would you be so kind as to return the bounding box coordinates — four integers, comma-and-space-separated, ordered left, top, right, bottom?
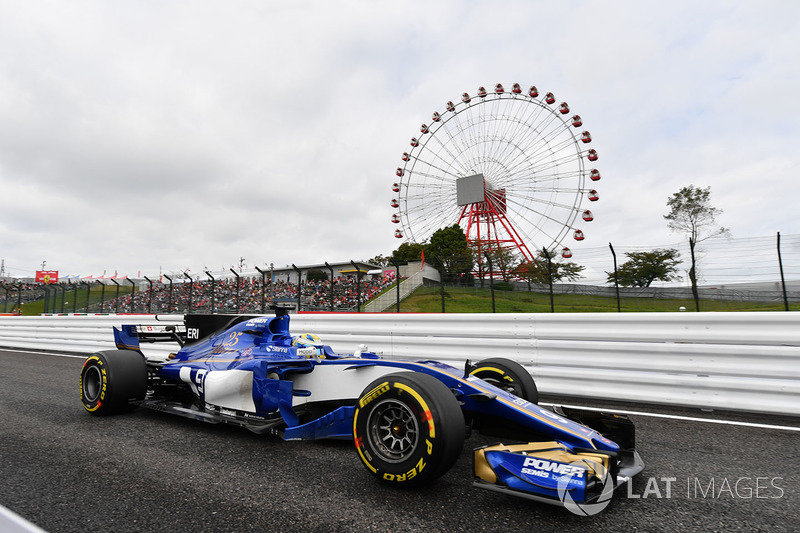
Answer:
6, 349, 799, 433
542, 402, 800, 433
2, 348, 86, 359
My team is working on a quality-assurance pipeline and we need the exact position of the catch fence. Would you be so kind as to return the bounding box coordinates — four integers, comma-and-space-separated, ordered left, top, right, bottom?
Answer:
2, 233, 799, 314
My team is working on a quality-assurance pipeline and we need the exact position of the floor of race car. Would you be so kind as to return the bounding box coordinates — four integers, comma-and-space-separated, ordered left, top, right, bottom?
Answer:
1, 349, 798, 533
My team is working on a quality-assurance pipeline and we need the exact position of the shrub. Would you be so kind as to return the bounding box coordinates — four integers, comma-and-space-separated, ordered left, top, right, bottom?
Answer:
493, 281, 514, 291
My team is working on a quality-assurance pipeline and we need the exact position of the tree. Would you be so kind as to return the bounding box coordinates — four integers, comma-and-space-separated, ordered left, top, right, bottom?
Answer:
306, 269, 328, 282
469, 240, 518, 281
366, 255, 388, 267
428, 224, 473, 278
390, 241, 426, 264
606, 249, 681, 287
664, 185, 730, 309
664, 185, 729, 243
513, 250, 584, 285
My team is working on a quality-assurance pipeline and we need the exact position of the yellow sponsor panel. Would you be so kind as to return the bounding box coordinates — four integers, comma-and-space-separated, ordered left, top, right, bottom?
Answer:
475, 442, 609, 481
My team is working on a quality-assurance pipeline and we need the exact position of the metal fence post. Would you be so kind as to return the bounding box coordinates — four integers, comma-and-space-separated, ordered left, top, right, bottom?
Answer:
110, 279, 120, 314
292, 264, 302, 312
143, 277, 154, 314
127, 278, 135, 313
349, 261, 362, 312
390, 258, 401, 312
42, 286, 50, 314
184, 272, 193, 314
255, 266, 267, 313
689, 237, 700, 312
430, 255, 446, 313
440, 267, 446, 313
71, 281, 78, 314
78, 281, 87, 313
83, 281, 91, 312
484, 253, 495, 313
1, 284, 9, 313
324, 262, 335, 312
206, 272, 216, 314
542, 248, 554, 313
777, 232, 789, 312
609, 242, 621, 312
164, 275, 173, 313
230, 269, 240, 314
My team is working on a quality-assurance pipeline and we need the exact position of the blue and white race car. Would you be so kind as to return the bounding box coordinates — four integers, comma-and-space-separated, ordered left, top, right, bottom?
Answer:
79, 307, 643, 509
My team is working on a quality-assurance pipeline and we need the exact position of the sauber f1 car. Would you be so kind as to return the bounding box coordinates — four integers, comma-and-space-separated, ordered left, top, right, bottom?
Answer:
79, 307, 643, 509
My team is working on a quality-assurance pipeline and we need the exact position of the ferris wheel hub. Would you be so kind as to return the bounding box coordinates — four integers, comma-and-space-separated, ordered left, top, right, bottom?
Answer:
456, 174, 486, 206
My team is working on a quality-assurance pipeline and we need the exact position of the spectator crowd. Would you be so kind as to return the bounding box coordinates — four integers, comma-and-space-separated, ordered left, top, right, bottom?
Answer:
96, 275, 395, 313
0, 281, 47, 313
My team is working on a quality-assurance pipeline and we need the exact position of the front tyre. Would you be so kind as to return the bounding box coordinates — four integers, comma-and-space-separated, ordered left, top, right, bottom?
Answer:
470, 357, 538, 404
353, 372, 464, 488
80, 350, 147, 416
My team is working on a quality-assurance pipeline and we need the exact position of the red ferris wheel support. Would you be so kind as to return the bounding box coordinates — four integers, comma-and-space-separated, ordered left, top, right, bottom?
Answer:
457, 175, 536, 270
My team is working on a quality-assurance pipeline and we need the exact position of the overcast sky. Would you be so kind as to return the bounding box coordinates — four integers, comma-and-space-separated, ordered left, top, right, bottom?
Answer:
1, 1, 799, 280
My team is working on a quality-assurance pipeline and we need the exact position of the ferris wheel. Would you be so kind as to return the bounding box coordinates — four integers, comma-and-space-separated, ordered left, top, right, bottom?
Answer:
391, 83, 601, 264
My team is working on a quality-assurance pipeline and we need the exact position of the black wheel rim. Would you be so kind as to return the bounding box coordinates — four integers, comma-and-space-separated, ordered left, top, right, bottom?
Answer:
366, 399, 419, 463
83, 366, 102, 402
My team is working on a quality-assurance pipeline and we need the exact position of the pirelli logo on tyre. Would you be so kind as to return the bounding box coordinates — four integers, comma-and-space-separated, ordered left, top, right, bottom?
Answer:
382, 456, 427, 482
359, 382, 390, 408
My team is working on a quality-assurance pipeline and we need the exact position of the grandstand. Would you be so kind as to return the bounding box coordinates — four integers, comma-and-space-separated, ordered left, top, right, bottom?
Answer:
2, 261, 397, 314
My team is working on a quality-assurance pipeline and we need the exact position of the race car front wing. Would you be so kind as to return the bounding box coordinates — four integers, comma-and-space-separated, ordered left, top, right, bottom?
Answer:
472, 406, 645, 506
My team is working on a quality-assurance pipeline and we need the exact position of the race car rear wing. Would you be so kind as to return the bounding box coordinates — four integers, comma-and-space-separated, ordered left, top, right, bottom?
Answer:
114, 305, 294, 351
114, 323, 187, 351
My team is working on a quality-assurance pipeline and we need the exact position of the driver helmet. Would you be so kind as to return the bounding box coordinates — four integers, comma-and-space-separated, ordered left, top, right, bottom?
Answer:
293, 333, 325, 358
292, 333, 322, 348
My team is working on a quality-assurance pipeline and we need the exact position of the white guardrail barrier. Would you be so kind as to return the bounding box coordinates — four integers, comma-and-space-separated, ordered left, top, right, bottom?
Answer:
0, 312, 798, 416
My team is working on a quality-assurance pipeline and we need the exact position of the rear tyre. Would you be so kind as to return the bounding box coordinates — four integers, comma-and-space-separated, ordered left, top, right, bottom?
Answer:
353, 372, 464, 488
470, 357, 538, 404
80, 350, 147, 415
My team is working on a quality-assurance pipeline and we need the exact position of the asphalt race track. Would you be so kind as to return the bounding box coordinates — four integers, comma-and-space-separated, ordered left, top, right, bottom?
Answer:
1, 348, 798, 533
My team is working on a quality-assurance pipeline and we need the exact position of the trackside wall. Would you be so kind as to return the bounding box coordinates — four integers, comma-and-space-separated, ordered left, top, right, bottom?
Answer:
0, 312, 798, 416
